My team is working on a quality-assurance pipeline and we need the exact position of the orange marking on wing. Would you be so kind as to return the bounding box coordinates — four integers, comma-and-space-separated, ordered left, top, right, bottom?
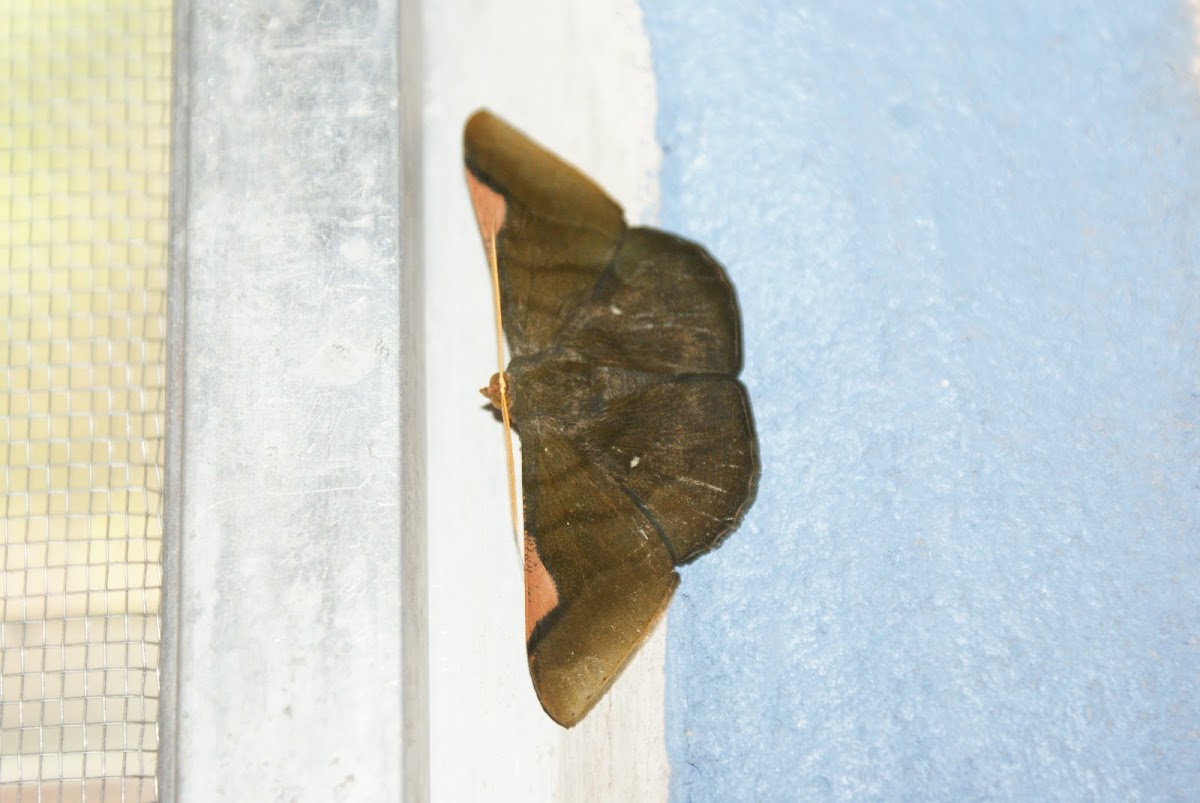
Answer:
465, 170, 508, 240
466, 168, 521, 548
524, 530, 559, 641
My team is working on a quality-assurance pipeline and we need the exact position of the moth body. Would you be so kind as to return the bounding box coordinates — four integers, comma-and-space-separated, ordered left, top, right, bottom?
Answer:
465, 109, 759, 727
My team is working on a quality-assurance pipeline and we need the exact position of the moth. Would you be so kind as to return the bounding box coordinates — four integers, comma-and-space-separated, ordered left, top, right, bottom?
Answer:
463, 110, 759, 727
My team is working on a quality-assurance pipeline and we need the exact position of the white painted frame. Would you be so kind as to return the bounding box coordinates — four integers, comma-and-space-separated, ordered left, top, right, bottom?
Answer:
423, 2, 668, 800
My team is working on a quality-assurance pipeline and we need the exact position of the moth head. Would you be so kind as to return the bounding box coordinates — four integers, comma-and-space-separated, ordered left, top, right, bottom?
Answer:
479, 371, 515, 411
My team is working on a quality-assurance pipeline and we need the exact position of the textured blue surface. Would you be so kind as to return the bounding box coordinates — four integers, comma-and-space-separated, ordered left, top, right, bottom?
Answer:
643, 3, 1200, 799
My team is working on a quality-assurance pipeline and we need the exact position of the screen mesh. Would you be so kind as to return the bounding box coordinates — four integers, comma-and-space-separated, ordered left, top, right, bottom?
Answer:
1, 2, 170, 800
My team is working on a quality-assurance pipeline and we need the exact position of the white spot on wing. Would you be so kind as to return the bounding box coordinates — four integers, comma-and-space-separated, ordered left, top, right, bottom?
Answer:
629, 455, 640, 468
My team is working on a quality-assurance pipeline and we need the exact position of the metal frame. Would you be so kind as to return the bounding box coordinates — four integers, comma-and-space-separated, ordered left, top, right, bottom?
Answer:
160, 1, 427, 798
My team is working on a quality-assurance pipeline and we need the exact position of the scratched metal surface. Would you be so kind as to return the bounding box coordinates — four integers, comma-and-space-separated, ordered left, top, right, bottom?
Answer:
160, 1, 425, 799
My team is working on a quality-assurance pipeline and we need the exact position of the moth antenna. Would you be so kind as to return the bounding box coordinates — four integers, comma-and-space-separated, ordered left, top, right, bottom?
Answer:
486, 228, 522, 558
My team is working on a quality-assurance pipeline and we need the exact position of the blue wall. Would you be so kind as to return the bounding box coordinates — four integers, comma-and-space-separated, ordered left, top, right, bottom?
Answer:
644, 3, 1200, 799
